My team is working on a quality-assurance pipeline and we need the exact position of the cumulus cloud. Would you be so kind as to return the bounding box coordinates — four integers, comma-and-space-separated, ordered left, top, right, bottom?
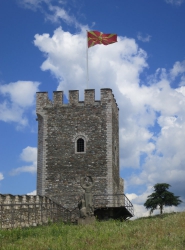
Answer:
0, 173, 4, 181
33, 26, 185, 215
0, 81, 39, 107
0, 81, 40, 126
178, 76, 185, 86
170, 60, 185, 80
137, 32, 151, 42
20, 146, 37, 163
165, 0, 184, 5
46, 5, 79, 27
10, 146, 37, 175
0, 102, 28, 126
129, 94, 185, 199
34, 27, 148, 95
27, 190, 37, 195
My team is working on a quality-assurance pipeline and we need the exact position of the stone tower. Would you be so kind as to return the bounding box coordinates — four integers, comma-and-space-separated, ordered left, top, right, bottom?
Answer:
36, 89, 124, 209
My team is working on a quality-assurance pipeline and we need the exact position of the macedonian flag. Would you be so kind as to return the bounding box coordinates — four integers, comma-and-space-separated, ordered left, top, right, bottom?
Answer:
87, 31, 117, 48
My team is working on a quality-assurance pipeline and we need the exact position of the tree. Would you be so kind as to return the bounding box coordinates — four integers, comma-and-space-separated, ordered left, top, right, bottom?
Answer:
144, 183, 182, 215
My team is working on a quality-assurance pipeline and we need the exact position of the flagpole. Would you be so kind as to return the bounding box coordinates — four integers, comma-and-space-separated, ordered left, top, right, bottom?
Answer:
86, 30, 89, 89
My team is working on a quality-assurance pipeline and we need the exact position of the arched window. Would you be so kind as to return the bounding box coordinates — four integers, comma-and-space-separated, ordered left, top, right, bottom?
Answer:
74, 134, 88, 154
77, 138, 84, 152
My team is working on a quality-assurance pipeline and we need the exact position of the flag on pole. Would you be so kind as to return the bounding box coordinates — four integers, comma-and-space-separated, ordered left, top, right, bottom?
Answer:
87, 31, 117, 48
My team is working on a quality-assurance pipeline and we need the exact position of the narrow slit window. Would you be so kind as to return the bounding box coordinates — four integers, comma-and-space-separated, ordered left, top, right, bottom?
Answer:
77, 138, 84, 152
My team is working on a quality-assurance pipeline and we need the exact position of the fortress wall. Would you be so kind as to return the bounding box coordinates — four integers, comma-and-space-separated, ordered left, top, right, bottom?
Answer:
0, 194, 60, 229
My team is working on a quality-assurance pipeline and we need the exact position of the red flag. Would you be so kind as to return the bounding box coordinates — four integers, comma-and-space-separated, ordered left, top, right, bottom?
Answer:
87, 31, 117, 48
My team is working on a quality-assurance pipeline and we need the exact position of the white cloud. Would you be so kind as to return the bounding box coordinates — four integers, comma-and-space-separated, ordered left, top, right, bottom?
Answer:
179, 76, 185, 86
10, 146, 37, 175
18, 0, 80, 27
0, 81, 40, 126
120, 126, 155, 168
0, 173, 4, 181
137, 32, 151, 42
0, 81, 39, 107
18, 0, 52, 11
34, 27, 148, 94
46, 5, 79, 27
20, 146, 37, 162
0, 101, 28, 126
128, 105, 185, 195
170, 60, 185, 79
27, 190, 37, 195
10, 165, 36, 175
165, 0, 184, 6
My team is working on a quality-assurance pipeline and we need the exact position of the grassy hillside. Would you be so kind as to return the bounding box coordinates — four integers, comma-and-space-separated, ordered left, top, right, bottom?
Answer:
0, 212, 185, 250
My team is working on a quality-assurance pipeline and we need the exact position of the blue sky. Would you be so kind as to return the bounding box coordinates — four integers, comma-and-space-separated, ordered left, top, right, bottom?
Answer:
0, 0, 185, 217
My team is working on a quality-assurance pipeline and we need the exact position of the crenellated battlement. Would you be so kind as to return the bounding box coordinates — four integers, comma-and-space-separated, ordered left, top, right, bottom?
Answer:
0, 194, 64, 229
36, 89, 119, 110
0, 194, 52, 205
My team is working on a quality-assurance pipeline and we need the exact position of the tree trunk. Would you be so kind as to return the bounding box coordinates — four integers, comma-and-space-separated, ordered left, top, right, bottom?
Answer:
160, 205, 163, 215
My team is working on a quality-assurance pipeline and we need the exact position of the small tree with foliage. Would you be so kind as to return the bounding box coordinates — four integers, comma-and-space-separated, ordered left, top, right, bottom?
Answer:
144, 183, 182, 215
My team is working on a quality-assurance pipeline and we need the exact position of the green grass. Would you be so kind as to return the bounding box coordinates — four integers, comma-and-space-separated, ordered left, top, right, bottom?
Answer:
0, 211, 185, 250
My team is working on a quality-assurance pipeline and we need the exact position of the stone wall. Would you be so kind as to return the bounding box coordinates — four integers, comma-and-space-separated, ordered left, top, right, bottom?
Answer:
36, 92, 52, 196
36, 89, 123, 209
0, 194, 62, 229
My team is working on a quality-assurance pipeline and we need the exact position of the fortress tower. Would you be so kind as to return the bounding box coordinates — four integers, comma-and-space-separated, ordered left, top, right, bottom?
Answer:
36, 89, 125, 211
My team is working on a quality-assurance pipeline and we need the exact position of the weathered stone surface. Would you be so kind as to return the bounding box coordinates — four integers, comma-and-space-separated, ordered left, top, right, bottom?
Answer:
0, 194, 59, 229
36, 89, 123, 210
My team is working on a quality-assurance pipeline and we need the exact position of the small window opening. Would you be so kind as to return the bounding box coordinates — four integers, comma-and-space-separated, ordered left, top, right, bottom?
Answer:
77, 138, 84, 152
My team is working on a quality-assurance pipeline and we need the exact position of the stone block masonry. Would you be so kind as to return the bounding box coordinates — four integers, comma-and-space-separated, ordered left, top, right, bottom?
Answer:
36, 89, 124, 210
0, 194, 61, 229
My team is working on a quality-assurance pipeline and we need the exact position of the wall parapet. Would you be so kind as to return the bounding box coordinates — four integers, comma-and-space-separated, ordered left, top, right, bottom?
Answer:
0, 194, 69, 229
0, 194, 52, 205
0, 193, 133, 229
36, 89, 119, 110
